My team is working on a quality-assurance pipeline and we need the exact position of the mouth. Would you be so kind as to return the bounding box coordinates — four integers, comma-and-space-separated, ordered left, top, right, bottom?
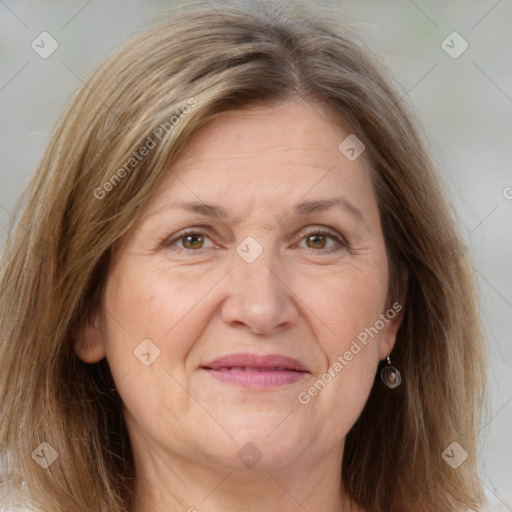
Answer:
211, 366, 302, 372
200, 353, 309, 389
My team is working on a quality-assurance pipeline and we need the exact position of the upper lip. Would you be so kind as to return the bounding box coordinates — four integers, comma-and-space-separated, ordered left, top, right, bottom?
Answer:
201, 353, 309, 372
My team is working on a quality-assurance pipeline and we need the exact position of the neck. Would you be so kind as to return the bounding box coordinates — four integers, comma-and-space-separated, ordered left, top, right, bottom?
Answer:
131, 443, 361, 512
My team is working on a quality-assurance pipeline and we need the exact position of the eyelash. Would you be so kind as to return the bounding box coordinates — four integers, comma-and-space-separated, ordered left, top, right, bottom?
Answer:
163, 227, 348, 255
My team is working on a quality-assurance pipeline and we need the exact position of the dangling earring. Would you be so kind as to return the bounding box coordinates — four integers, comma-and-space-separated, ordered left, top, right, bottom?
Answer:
380, 357, 401, 388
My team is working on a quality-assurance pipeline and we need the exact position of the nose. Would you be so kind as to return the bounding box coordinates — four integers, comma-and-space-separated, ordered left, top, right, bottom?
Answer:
220, 244, 299, 335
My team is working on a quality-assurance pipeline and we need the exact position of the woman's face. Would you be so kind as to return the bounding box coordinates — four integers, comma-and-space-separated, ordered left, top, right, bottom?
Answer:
77, 99, 403, 474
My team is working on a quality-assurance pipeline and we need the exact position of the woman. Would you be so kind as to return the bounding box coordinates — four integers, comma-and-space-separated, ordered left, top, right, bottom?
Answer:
0, 2, 486, 511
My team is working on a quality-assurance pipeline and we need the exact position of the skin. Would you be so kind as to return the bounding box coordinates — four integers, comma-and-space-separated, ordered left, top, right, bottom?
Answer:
76, 99, 404, 512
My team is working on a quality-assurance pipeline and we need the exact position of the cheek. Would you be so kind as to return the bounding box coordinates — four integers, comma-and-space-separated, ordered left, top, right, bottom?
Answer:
305, 260, 389, 356
300, 316, 380, 444
296, 260, 386, 422
99, 262, 212, 434
99, 260, 211, 402
319, 352, 378, 442
101, 259, 211, 350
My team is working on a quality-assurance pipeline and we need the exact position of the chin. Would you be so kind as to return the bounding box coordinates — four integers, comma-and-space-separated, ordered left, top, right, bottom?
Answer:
224, 421, 309, 469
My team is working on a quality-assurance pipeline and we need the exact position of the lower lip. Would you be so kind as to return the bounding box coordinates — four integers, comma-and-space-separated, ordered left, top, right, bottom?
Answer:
202, 368, 307, 389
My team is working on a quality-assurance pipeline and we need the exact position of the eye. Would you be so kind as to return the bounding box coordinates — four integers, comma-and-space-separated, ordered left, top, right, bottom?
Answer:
162, 227, 347, 254
296, 228, 347, 253
163, 230, 217, 251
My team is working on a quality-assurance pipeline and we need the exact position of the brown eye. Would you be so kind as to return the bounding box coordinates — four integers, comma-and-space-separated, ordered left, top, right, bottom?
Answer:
298, 229, 346, 253
164, 230, 216, 252
181, 234, 204, 250
305, 233, 328, 249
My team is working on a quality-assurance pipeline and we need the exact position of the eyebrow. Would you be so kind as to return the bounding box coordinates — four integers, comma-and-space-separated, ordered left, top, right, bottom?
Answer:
144, 196, 366, 224
293, 197, 365, 221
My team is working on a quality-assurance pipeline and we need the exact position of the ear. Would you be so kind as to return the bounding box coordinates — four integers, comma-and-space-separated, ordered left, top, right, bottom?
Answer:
73, 310, 106, 363
378, 267, 408, 360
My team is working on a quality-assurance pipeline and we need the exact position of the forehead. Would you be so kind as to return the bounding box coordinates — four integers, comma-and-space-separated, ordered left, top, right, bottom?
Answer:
140, 100, 379, 226
173, 100, 364, 169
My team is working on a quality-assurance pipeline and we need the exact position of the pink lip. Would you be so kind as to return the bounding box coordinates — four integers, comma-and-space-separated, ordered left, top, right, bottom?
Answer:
201, 353, 309, 389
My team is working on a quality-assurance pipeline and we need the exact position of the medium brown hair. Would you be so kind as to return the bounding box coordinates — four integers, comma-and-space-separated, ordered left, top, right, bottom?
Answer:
0, 2, 486, 511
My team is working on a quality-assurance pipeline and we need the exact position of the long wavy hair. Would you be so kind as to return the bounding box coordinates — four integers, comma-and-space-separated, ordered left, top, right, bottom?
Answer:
0, 2, 486, 511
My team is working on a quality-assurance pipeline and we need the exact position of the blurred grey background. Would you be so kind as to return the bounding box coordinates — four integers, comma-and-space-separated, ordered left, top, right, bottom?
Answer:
1, 0, 511, 509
